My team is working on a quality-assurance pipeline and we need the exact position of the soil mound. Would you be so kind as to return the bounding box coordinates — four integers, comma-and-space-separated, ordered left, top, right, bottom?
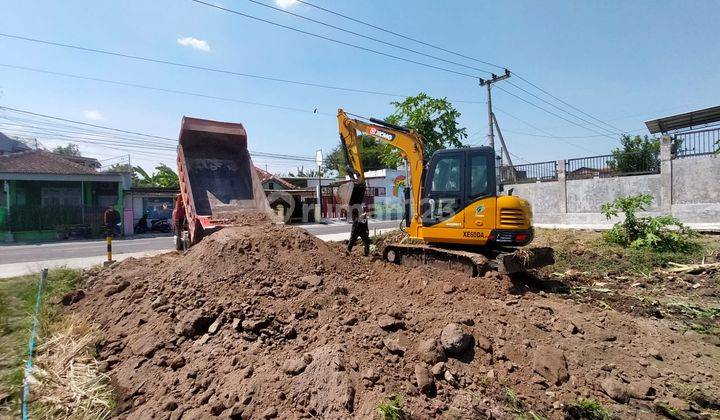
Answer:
73, 223, 720, 419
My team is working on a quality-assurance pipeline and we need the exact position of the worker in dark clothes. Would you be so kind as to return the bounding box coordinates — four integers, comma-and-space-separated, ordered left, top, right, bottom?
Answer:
103, 205, 121, 237
347, 204, 371, 256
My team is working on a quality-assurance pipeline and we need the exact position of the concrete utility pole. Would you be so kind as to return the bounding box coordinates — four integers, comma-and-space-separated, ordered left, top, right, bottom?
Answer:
479, 69, 511, 151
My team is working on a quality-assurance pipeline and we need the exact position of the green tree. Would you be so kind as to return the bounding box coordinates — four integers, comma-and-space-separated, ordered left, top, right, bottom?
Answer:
382, 92, 467, 168
288, 166, 323, 178
134, 164, 179, 188
609, 135, 682, 174
106, 163, 133, 173
52, 143, 81, 156
325, 135, 386, 176
601, 194, 697, 252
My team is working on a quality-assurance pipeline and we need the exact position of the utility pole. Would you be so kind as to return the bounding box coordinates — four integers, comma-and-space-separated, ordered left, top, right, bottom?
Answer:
479, 69, 511, 151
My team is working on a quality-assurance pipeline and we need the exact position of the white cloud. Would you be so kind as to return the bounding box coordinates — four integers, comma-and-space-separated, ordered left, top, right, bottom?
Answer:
83, 110, 104, 121
177, 36, 211, 52
275, 0, 297, 9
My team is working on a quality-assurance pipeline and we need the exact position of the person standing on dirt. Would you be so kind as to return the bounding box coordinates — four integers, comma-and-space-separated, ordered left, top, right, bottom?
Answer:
347, 204, 371, 257
103, 205, 121, 237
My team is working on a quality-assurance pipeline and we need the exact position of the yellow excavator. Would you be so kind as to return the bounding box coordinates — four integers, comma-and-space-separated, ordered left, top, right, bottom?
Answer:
337, 109, 554, 276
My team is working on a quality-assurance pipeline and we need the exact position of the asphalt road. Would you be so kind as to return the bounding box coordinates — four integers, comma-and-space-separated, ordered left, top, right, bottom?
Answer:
0, 220, 399, 265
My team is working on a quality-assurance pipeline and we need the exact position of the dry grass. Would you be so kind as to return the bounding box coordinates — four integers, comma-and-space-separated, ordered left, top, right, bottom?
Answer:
0, 269, 114, 419
28, 315, 114, 419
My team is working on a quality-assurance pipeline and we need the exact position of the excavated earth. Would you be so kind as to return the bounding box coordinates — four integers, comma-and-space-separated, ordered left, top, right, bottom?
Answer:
71, 219, 720, 419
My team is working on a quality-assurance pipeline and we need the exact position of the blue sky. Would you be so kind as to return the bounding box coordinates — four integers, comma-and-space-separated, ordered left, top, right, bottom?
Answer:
1, 0, 718, 173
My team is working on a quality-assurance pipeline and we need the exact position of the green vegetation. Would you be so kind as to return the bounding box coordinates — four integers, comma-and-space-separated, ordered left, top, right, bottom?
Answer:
0, 268, 113, 418
327, 93, 468, 173
534, 228, 715, 275
504, 387, 546, 420
377, 395, 405, 420
52, 142, 81, 156
655, 402, 690, 420
134, 164, 180, 188
564, 399, 613, 420
609, 134, 681, 174
601, 194, 698, 253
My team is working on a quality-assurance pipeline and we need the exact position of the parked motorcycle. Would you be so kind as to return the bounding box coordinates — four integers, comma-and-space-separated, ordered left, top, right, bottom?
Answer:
134, 214, 172, 234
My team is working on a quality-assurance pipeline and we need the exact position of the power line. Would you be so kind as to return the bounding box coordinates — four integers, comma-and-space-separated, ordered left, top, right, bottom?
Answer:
0, 106, 322, 162
0, 34, 486, 104
294, 0, 506, 71
503, 127, 644, 139
492, 107, 604, 155
505, 80, 620, 136
495, 85, 618, 142
0, 63, 332, 116
288, 1, 623, 137
512, 73, 626, 134
188, 0, 480, 79
243, 0, 495, 74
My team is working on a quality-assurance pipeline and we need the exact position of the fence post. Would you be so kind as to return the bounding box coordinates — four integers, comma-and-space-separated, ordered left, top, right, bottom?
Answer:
660, 135, 673, 211
557, 160, 567, 214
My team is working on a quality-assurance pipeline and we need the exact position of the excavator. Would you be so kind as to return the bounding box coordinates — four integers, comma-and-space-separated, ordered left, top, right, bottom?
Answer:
337, 109, 554, 276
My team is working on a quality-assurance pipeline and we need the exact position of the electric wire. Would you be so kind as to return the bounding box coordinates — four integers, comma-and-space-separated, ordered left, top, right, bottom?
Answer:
494, 86, 618, 142
243, 0, 495, 74
289, 0, 624, 136
188, 0, 480, 78
0, 36, 486, 104
0, 106, 323, 162
505, 80, 620, 136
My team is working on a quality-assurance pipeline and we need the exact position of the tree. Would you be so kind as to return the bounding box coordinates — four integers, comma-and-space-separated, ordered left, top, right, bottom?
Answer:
609, 135, 682, 174
52, 143, 81, 156
288, 166, 323, 178
382, 93, 467, 168
325, 135, 387, 176
134, 164, 179, 188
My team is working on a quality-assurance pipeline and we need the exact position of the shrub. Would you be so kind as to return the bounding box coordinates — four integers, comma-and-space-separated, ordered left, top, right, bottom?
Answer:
601, 194, 698, 253
377, 395, 405, 420
565, 399, 612, 420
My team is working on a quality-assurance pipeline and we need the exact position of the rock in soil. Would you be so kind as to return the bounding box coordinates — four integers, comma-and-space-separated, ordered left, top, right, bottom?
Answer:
70, 216, 720, 419
440, 323, 473, 356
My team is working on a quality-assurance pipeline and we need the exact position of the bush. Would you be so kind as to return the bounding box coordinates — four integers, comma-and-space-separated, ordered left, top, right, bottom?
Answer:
601, 194, 698, 253
377, 395, 405, 420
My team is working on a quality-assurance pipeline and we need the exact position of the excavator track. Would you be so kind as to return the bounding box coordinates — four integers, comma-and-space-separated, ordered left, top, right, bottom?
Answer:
382, 244, 554, 277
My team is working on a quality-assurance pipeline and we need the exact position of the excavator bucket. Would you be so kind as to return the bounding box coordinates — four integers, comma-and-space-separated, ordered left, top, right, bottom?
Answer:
337, 180, 366, 209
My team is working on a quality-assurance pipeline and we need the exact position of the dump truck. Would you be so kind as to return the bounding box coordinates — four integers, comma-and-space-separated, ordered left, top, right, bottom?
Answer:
337, 109, 554, 276
172, 117, 272, 250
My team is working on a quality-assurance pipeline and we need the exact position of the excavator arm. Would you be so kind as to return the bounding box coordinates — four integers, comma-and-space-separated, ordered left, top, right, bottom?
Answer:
337, 109, 424, 232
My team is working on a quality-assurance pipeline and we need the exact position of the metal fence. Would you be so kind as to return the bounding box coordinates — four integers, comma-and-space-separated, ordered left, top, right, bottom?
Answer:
565, 151, 660, 180
674, 127, 720, 158
501, 161, 558, 184
0, 204, 107, 237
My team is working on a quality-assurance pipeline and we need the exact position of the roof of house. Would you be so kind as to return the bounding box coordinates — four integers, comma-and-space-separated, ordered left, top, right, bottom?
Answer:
645, 105, 720, 134
254, 166, 296, 189
0, 133, 32, 154
53, 153, 102, 168
0, 150, 100, 175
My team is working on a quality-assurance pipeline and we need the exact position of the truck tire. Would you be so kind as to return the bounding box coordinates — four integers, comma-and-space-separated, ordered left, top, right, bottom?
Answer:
174, 233, 184, 251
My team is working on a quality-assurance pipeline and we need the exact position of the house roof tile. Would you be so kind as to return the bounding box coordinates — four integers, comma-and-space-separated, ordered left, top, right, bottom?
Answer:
0, 150, 100, 175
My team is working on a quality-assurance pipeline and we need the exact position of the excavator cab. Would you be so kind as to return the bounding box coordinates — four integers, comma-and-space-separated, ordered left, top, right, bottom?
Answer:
419, 147, 534, 248
421, 147, 495, 227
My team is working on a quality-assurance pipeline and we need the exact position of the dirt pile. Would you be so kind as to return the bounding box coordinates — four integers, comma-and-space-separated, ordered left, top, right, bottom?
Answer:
72, 220, 720, 419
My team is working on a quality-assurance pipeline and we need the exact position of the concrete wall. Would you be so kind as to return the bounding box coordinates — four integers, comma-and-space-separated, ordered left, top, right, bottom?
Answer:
505, 137, 720, 230
566, 175, 662, 213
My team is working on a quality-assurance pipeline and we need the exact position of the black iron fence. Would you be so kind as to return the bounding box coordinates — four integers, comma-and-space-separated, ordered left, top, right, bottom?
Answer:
500, 161, 558, 184
565, 151, 660, 180
674, 127, 720, 158
0, 204, 107, 237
